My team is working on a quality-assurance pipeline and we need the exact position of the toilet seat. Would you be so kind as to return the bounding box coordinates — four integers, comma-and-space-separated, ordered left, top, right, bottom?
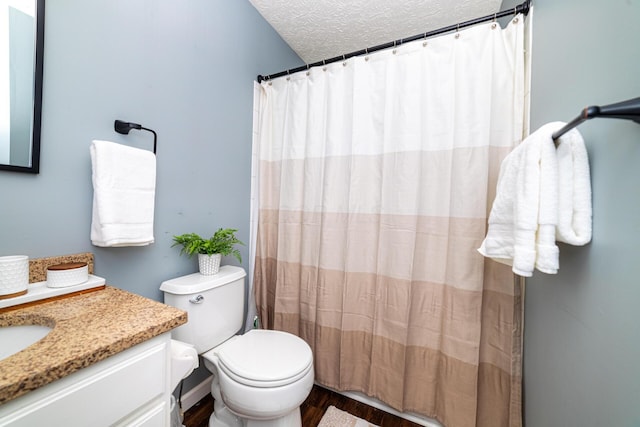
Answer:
215, 329, 313, 388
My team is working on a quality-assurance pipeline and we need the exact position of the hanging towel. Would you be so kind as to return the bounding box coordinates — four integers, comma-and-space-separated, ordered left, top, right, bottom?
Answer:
90, 140, 156, 247
478, 122, 562, 277
555, 128, 592, 245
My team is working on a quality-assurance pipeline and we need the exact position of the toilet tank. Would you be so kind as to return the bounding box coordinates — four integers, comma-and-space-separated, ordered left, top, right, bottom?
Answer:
160, 266, 247, 354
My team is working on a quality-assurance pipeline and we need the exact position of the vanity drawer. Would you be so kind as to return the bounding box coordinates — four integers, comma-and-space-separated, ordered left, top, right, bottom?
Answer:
0, 334, 170, 427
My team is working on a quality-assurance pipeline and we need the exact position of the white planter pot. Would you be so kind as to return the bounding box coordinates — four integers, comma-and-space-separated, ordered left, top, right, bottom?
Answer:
198, 253, 221, 275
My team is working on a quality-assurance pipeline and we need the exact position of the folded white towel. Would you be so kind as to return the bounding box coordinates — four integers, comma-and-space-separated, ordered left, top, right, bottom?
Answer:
533, 125, 560, 275
90, 140, 156, 247
555, 128, 592, 245
478, 122, 562, 277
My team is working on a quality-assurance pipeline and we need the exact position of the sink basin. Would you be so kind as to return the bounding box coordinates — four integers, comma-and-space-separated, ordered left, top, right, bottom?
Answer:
0, 324, 52, 361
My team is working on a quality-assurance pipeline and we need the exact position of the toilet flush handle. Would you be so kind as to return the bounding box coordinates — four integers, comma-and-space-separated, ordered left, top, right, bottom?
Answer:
189, 295, 204, 304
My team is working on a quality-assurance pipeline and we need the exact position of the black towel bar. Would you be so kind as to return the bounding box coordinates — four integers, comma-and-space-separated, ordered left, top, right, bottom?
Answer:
552, 96, 640, 141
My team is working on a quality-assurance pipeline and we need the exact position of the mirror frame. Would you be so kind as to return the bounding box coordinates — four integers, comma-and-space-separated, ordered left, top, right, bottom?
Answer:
0, 0, 44, 174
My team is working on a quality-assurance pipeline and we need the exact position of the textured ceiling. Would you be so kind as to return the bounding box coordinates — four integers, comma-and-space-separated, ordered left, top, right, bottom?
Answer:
249, 0, 503, 64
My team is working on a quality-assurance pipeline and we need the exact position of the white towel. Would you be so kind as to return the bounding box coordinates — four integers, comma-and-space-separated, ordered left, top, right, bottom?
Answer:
90, 140, 156, 247
555, 128, 592, 245
478, 122, 562, 277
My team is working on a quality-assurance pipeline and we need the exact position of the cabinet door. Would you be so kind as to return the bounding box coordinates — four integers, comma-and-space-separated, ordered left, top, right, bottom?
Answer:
113, 401, 166, 427
0, 335, 170, 427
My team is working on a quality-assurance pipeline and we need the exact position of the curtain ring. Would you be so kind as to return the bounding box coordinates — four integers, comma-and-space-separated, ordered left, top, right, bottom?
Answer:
455, 23, 460, 38
342, 54, 347, 66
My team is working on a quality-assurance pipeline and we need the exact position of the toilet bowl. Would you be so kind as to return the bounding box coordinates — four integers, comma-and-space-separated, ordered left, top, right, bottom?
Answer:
204, 329, 313, 421
160, 266, 314, 427
202, 331, 314, 426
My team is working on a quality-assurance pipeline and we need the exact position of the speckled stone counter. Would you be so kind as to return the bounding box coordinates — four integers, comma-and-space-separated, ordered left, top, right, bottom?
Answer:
28, 252, 94, 284
0, 286, 187, 404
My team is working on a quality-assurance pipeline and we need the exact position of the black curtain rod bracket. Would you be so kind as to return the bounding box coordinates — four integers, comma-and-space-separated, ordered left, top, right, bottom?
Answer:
257, 0, 531, 83
552, 97, 640, 141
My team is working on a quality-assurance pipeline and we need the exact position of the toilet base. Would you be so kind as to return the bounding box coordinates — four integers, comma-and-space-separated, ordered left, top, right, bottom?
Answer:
209, 407, 301, 427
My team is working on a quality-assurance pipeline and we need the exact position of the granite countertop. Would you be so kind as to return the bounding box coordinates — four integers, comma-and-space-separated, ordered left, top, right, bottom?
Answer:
0, 286, 187, 404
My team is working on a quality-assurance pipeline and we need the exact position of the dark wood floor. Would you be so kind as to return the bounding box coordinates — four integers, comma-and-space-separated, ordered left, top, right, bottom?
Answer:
182, 384, 422, 427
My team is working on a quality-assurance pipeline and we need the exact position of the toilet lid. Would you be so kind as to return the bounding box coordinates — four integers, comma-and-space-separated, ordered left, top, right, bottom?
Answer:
216, 329, 313, 388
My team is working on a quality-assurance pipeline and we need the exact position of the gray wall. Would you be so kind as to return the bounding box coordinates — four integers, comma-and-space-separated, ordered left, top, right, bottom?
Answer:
0, 1, 301, 303
502, 0, 640, 426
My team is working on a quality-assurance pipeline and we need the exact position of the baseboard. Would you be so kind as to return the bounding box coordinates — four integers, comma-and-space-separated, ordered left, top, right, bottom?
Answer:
181, 375, 213, 411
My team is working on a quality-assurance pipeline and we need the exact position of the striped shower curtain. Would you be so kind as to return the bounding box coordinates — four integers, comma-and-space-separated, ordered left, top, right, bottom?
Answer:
252, 15, 525, 427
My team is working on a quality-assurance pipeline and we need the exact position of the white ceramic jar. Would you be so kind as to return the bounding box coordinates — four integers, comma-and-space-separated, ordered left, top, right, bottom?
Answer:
0, 255, 29, 299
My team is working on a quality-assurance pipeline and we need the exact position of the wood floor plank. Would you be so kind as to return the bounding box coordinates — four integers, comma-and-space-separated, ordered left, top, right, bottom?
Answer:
183, 384, 423, 427
182, 393, 213, 427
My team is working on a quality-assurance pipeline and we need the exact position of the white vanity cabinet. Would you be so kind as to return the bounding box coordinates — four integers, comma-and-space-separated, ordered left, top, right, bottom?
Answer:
0, 333, 171, 427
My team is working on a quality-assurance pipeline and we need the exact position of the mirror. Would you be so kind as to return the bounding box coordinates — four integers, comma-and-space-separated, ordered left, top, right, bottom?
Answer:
0, 0, 44, 174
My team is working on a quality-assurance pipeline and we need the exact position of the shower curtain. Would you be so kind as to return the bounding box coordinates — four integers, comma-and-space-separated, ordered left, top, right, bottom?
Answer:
252, 15, 525, 427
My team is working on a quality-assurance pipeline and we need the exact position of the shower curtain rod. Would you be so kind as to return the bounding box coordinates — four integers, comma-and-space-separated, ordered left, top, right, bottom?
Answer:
256, 0, 531, 83
552, 97, 640, 141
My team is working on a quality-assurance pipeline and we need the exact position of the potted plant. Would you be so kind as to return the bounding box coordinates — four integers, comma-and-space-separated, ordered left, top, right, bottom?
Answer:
172, 228, 244, 275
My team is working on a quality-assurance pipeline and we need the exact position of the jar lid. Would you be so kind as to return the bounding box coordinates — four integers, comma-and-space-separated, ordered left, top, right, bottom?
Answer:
47, 262, 88, 271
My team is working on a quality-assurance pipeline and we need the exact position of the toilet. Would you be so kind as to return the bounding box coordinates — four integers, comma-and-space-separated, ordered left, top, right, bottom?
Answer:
160, 266, 314, 427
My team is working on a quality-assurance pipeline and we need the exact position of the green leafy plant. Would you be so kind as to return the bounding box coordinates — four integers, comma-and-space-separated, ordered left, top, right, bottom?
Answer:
172, 228, 244, 262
